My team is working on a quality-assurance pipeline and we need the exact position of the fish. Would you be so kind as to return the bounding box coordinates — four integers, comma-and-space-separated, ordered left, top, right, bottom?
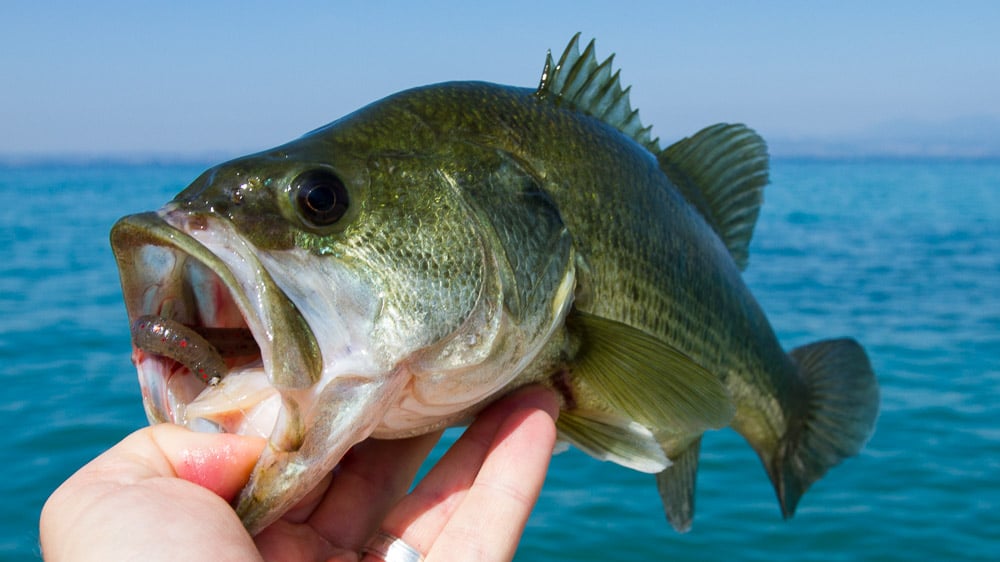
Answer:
110, 34, 880, 535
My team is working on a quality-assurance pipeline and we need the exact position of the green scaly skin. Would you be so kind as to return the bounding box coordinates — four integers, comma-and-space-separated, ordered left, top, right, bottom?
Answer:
113, 52, 876, 531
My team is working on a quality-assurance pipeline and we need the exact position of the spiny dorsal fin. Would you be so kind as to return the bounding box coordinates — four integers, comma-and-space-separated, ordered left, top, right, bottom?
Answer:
659, 124, 769, 270
537, 33, 660, 153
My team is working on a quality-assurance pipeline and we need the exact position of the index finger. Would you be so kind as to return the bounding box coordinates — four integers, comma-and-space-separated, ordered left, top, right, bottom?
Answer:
374, 385, 559, 561
427, 392, 558, 561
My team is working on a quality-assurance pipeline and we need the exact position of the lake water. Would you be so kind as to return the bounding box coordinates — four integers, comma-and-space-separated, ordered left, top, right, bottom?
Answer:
1, 158, 998, 560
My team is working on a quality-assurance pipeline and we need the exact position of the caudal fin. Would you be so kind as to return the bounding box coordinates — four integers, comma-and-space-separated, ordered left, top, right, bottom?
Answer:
769, 338, 879, 517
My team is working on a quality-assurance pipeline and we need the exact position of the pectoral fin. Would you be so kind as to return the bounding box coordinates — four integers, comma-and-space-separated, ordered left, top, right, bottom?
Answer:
569, 311, 734, 433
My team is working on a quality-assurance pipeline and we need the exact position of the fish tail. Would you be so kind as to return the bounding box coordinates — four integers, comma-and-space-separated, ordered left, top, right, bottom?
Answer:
769, 338, 879, 517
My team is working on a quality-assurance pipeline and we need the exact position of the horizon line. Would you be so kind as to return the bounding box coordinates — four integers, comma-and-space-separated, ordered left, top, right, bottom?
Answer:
4, 150, 999, 167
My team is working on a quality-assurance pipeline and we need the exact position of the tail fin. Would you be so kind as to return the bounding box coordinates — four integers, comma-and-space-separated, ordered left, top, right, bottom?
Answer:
769, 338, 879, 517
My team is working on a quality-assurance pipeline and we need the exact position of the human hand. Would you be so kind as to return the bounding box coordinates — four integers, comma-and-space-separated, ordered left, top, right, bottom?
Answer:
40, 385, 559, 562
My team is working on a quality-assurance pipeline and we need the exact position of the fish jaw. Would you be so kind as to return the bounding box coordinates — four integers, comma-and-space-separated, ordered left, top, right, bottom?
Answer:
110, 210, 395, 533
234, 373, 404, 533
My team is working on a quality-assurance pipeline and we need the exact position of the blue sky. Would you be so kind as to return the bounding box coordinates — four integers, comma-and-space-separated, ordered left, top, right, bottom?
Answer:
2, 1, 998, 157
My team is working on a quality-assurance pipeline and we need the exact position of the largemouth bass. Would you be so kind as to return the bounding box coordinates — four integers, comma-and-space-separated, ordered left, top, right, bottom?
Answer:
111, 34, 879, 534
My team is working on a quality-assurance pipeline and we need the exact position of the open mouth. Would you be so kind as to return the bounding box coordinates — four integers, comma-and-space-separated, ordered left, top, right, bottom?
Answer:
111, 211, 291, 439
113, 210, 383, 533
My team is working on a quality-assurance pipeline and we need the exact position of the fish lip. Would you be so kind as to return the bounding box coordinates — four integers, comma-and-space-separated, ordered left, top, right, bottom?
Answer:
111, 211, 259, 424
110, 210, 315, 439
114, 209, 356, 535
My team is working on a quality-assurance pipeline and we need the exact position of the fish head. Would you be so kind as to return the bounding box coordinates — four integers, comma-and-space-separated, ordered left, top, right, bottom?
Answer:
110, 102, 575, 533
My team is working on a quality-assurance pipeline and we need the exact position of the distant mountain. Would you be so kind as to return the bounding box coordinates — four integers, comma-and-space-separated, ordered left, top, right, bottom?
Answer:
768, 115, 1000, 158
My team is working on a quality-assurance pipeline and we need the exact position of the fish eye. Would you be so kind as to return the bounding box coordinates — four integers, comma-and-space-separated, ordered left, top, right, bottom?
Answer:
292, 170, 349, 227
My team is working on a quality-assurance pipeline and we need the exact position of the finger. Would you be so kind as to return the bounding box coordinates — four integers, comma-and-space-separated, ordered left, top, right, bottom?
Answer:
373, 386, 559, 558
305, 430, 443, 549
63, 423, 265, 500
427, 396, 558, 561
40, 424, 266, 561
254, 431, 443, 562
152, 424, 267, 500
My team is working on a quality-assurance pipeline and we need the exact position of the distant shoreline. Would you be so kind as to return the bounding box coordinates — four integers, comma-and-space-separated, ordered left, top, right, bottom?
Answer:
3, 152, 1000, 168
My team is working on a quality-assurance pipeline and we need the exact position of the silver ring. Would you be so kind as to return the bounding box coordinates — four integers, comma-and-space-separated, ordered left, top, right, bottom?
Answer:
363, 530, 425, 562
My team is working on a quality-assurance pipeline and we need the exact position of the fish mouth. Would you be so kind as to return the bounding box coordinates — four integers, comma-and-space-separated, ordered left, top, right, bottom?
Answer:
111, 211, 320, 442
113, 210, 393, 534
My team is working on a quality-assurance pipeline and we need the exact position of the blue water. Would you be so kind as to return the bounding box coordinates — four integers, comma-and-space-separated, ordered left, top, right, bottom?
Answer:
1, 158, 998, 560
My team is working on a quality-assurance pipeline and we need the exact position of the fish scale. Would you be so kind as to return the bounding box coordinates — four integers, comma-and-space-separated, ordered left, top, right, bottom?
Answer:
111, 35, 879, 536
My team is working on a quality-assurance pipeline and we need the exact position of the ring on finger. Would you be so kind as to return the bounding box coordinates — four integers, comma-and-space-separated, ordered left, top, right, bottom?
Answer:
362, 530, 425, 562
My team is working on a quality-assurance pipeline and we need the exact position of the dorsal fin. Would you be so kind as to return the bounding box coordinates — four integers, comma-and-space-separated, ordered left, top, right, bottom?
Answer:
658, 124, 769, 270
537, 33, 660, 153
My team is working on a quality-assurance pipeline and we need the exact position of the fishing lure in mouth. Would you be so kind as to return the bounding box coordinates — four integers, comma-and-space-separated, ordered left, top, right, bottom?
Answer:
130, 315, 256, 385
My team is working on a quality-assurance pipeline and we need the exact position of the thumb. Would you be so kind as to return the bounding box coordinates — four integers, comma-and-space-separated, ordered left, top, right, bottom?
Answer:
146, 423, 267, 500
78, 423, 266, 500
40, 425, 266, 561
